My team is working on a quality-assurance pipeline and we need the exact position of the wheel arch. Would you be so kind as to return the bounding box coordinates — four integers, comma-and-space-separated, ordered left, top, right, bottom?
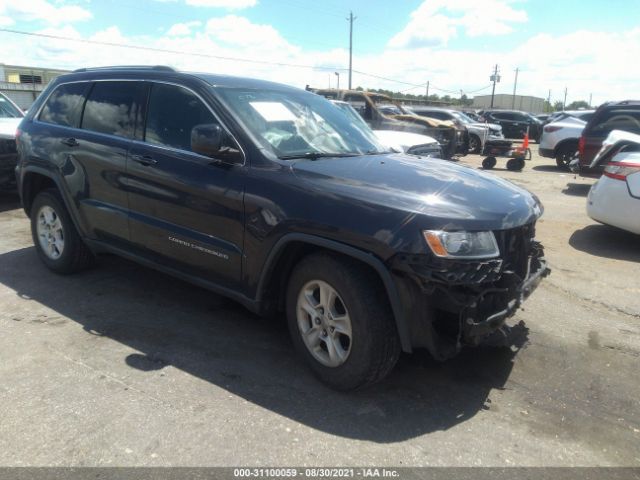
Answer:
256, 233, 412, 352
553, 137, 579, 157
20, 167, 86, 238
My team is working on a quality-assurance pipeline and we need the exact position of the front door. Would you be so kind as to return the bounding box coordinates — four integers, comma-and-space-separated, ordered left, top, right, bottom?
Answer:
126, 82, 245, 287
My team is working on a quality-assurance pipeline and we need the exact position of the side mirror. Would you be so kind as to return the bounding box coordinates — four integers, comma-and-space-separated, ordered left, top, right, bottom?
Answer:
191, 124, 223, 157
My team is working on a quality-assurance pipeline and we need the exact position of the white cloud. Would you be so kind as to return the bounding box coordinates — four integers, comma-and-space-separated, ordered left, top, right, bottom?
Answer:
184, 0, 257, 8
0, 0, 92, 25
389, 0, 527, 48
167, 21, 202, 36
204, 15, 297, 52
0, 13, 638, 107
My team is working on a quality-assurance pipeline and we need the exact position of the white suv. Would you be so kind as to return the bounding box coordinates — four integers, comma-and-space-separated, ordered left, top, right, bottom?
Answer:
539, 110, 595, 169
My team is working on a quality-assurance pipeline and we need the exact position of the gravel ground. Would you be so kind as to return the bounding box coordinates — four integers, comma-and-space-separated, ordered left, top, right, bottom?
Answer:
0, 145, 638, 467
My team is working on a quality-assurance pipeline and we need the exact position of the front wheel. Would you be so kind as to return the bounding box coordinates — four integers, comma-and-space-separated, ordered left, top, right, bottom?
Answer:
286, 253, 400, 390
468, 134, 482, 154
30, 189, 95, 274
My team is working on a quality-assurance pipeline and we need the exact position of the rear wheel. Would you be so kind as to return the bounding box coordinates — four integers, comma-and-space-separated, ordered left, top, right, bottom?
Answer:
555, 142, 578, 170
286, 253, 400, 390
482, 156, 497, 169
30, 189, 95, 274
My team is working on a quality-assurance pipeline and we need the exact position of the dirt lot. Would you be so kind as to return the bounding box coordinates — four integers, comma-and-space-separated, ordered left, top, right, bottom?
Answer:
0, 146, 639, 467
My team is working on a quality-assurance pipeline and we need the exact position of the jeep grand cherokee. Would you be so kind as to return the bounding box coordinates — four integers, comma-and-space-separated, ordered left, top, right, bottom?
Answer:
16, 66, 549, 390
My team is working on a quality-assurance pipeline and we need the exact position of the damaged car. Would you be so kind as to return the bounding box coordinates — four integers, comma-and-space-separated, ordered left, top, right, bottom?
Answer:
331, 100, 442, 157
312, 88, 468, 159
17, 67, 548, 390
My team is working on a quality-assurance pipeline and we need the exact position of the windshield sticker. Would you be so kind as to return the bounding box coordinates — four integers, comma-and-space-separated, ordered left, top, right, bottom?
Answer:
250, 102, 297, 122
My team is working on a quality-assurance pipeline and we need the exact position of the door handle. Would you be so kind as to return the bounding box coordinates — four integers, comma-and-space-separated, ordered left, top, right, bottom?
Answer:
130, 154, 157, 166
61, 137, 79, 147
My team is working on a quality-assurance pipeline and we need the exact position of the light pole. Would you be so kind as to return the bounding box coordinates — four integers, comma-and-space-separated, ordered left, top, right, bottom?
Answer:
335, 72, 340, 90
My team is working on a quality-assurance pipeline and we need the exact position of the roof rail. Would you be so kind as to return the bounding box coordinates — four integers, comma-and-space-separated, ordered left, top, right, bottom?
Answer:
72, 65, 177, 73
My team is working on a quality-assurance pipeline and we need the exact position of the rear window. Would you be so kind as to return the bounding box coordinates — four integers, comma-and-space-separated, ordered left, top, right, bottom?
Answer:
588, 108, 640, 137
39, 82, 89, 127
81, 81, 144, 138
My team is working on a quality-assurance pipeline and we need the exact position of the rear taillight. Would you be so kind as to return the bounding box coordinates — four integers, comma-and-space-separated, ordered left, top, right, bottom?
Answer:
604, 161, 640, 181
544, 125, 563, 133
578, 135, 585, 157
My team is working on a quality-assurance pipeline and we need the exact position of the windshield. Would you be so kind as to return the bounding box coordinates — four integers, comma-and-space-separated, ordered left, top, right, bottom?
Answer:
331, 101, 371, 131
450, 111, 475, 124
216, 88, 388, 159
0, 94, 23, 118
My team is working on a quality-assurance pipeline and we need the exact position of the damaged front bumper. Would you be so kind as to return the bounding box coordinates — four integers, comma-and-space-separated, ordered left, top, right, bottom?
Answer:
391, 228, 550, 360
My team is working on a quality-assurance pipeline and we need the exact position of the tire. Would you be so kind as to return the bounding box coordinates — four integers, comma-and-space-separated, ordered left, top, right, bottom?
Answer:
482, 157, 497, 169
468, 134, 482, 154
286, 253, 400, 390
30, 189, 95, 274
555, 142, 578, 170
506, 158, 525, 171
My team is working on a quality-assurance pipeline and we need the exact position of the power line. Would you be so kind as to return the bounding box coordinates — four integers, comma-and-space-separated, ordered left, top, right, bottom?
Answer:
0, 27, 488, 95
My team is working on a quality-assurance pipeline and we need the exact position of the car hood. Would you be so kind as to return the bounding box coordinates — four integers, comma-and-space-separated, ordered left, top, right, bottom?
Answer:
290, 154, 542, 230
0, 118, 21, 140
373, 130, 438, 152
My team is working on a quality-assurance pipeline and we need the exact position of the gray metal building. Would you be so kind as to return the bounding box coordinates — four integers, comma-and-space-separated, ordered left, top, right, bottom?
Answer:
0, 64, 70, 110
472, 93, 546, 113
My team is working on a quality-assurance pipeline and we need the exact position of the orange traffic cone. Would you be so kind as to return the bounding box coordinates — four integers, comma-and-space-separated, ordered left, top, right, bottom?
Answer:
523, 126, 530, 149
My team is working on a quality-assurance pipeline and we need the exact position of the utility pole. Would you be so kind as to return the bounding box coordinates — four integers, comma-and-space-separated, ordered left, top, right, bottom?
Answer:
511, 67, 519, 109
563, 87, 568, 110
489, 64, 500, 109
347, 11, 356, 90
425, 80, 429, 104
547, 89, 551, 112
589, 93, 592, 108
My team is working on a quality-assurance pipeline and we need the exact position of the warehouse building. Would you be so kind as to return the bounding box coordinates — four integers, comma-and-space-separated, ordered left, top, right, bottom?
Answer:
0, 64, 69, 110
472, 93, 546, 113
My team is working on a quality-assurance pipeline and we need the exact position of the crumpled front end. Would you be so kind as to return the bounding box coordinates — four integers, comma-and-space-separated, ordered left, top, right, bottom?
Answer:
390, 222, 550, 360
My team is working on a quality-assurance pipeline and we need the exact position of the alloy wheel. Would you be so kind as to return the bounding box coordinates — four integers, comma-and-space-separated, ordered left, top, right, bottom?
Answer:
296, 280, 352, 367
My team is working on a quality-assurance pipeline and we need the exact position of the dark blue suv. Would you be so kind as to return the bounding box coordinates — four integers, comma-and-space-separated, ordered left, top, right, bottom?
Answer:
16, 66, 549, 390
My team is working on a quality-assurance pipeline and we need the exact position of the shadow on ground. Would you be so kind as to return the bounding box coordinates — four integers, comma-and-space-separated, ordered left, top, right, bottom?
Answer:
562, 182, 592, 197
569, 224, 640, 262
532, 165, 565, 173
0, 247, 527, 443
0, 192, 20, 213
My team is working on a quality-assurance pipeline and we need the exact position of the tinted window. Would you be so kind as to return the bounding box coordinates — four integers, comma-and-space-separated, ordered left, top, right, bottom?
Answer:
491, 112, 508, 120
81, 81, 144, 138
145, 83, 221, 153
590, 109, 640, 137
39, 83, 88, 127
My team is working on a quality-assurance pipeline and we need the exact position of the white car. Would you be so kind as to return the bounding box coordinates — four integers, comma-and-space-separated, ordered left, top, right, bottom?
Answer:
0, 92, 24, 190
331, 100, 442, 157
539, 110, 595, 169
372, 129, 441, 157
587, 130, 640, 234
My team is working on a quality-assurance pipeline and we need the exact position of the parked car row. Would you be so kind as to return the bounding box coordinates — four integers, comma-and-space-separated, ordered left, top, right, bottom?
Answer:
12, 66, 550, 390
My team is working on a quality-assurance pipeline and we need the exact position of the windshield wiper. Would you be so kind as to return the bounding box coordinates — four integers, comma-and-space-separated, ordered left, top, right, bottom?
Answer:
278, 152, 361, 160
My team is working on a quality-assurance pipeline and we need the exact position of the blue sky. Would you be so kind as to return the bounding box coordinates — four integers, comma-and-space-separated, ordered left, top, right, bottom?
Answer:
1, 0, 639, 104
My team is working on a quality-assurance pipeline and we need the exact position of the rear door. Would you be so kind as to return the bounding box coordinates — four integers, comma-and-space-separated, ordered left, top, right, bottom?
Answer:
74, 80, 145, 244
126, 82, 245, 287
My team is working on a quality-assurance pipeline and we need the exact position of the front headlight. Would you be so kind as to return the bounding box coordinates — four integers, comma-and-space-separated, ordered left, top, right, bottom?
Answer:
423, 230, 500, 259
